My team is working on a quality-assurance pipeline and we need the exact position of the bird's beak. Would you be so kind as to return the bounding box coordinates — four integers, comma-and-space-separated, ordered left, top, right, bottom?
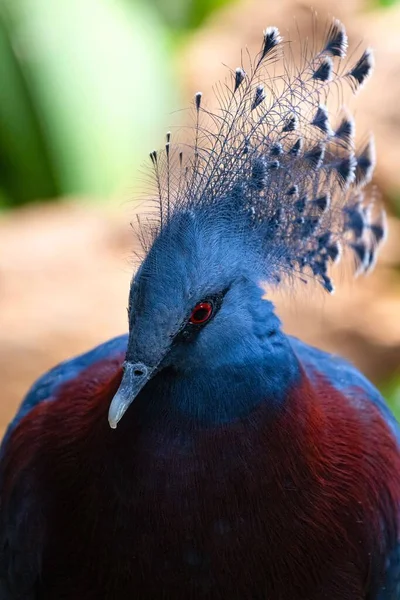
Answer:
108, 361, 155, 429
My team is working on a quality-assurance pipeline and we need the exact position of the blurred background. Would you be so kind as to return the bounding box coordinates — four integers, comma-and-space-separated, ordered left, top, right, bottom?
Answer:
0, 0, 399, 434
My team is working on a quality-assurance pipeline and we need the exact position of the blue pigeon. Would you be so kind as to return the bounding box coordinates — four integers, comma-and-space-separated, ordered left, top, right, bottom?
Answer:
0, 18, 399, 600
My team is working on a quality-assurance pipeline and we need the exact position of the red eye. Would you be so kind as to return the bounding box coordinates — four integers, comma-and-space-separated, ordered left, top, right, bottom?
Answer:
189, 301, 213, 325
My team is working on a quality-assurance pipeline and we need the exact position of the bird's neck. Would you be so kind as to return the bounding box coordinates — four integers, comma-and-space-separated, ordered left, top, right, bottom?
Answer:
144, 321, 301, 425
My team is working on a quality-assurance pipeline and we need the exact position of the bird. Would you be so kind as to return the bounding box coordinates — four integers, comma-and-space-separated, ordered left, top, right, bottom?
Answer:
0, 17, 399, 600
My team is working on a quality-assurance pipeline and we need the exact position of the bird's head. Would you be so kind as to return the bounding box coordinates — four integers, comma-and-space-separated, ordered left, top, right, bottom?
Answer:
109, 20, 385, 427
109, 207, 285, 428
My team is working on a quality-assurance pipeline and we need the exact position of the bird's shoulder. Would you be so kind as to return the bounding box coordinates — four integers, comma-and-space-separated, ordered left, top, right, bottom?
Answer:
289, 335, 400, 444
1, 333, 129, 450
0, 334, 128, 598
290, 336, 400, 598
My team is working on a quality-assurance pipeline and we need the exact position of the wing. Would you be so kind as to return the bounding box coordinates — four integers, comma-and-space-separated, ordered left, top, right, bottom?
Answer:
289, 335, 400, 444
289, 336, 400, 598
0, 334, 128, 599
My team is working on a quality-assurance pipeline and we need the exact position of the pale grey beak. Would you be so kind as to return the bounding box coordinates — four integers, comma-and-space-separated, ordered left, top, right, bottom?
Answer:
108, 361, 154, 429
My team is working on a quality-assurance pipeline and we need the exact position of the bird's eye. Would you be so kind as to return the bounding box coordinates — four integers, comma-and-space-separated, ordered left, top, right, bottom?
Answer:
189, 301, 213, 325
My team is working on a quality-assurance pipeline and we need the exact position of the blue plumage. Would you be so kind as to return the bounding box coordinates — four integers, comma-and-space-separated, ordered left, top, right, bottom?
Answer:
135, 21, 381, 299
3, 333, 400, 596
0, 17, 399, 599
10, 333, 399, 441
291, 337, 400, 444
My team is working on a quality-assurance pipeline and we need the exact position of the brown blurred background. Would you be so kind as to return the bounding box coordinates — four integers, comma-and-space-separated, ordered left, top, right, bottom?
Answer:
0, 0, 399, 436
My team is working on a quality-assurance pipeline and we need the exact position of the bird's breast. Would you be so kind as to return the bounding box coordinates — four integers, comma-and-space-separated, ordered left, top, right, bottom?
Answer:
38, 371, 400, 599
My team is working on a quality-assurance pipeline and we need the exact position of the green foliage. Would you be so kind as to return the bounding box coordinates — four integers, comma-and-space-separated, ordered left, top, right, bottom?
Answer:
144, 0, 237, 32
390, 191, 400, 218
179, 0, 238, 30
376, 0, 400, 7
382, 375, 400, 421
0, 5, 59, 205
0, 0, 241, 207
0, 0, 178, 206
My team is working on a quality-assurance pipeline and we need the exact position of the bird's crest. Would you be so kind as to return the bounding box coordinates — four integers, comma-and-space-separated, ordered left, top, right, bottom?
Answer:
139, 19, 386, 294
